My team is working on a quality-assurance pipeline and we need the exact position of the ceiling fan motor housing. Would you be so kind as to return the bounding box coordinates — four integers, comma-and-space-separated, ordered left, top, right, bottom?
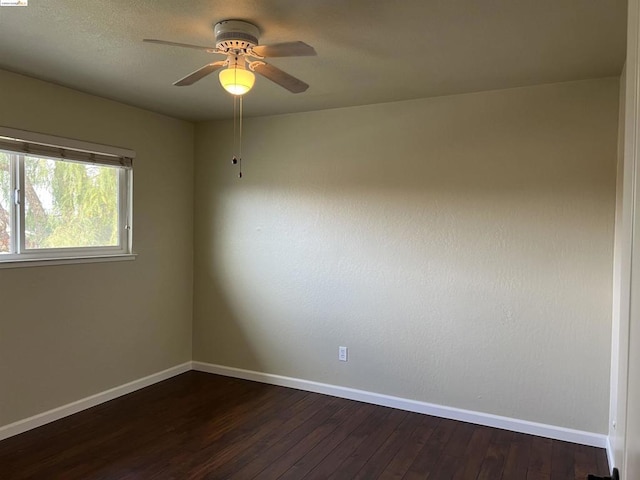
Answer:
214, 20, 260, 52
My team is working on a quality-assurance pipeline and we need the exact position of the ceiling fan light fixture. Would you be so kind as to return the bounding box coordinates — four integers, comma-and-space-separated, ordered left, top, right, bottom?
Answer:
146, 19, 314, 94
219, 64, 255, 96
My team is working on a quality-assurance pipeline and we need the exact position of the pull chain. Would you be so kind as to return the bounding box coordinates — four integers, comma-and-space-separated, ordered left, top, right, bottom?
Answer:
233, 94, 237, 158
231, 95, 243, 179
238, 95, 243, 178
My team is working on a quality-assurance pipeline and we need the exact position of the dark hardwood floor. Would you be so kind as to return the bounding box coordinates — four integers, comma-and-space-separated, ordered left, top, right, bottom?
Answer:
0, 371, 610, 479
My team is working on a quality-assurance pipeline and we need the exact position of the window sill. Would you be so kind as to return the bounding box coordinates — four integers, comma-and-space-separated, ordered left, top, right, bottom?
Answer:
0, 253, 137, 269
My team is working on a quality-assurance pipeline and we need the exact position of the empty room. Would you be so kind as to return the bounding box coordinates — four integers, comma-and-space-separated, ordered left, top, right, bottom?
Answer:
0, 1, 639, 479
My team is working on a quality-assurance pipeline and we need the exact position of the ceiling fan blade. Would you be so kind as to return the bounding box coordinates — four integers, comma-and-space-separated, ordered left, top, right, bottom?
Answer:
251, 41, 316, 58
174, 61, 226, 86
252, 62, 309, 93
144, 38, 219, 53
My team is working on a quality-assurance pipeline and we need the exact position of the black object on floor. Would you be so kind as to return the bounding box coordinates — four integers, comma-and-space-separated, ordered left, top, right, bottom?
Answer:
588, 467, 620, 480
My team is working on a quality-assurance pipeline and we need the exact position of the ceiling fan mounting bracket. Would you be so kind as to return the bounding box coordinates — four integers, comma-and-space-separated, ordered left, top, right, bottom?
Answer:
214, 20, 260, 54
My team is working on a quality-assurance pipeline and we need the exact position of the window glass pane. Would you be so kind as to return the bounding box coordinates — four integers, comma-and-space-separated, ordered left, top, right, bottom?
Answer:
0, 152, 11, 253
24, 156, 119, 249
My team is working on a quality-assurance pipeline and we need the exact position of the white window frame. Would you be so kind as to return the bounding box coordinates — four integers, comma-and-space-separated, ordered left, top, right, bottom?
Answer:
0, 127, 135, 267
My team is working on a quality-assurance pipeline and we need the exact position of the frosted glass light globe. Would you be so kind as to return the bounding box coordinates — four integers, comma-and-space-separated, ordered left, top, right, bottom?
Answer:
219, 68, 255, 96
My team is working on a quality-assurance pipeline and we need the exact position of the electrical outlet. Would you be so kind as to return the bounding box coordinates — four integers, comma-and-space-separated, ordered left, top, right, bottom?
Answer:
339, 346, 348, 362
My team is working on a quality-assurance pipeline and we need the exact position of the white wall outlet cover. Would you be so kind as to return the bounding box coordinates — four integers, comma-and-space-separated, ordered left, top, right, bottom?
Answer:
339, 346, 348, 362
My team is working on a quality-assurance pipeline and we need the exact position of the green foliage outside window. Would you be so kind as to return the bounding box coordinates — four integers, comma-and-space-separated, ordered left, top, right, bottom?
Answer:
0, 153, 119, 253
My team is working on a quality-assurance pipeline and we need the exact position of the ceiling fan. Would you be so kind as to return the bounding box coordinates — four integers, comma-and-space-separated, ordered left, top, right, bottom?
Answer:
144, 20, 316, 95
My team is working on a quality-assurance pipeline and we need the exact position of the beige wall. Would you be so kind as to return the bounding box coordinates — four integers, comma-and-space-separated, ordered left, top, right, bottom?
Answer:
0, 71, 618, 438
194, 78, 618, 434
0, 70, 194, 426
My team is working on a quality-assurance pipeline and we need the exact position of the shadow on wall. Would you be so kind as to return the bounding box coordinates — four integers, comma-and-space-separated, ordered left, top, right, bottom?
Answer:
193, 265, 263, 373
192, 80, 617, 433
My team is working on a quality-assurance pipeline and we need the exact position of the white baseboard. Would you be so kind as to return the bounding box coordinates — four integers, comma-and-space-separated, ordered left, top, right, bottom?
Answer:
0, 360, 608, 451
0, 362, 192, 441
606, 436, 615, 475
192, 361, 607, 449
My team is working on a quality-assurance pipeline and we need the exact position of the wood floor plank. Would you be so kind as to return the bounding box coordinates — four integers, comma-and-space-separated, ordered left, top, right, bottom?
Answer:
402, 414, 457, 480
279, 402, 378, 480
527, 470, 551, 480
351, 412, 421, 480
595, 446, 610, 476
573, 443, 600, 479
502, 429, 532, 480
0, 372, 610, 480
190, 392, 321, 478
226, 395, 345, 480
107, 382, 299, 479
550, 439, 575, 480
529, 436, 554, 476
429, 453, 466, 479
302, 407, 393, 479
442, 421, 476, 458
376, 414, 441, 480
476, 429, 513, 480
79, 378, 299, 479
249, 402, 357, 480
452, 425, 494, 480
327, 408, 408, 480
425, 421, 476, 479
2, 372, 270, 479
179, 388, 315, 478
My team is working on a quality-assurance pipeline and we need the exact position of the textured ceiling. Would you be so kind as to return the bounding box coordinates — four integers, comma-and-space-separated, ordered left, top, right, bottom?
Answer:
0, 0, 628, 121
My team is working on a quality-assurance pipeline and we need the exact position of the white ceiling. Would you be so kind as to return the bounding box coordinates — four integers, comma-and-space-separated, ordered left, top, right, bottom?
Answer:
0, 0, 627, 121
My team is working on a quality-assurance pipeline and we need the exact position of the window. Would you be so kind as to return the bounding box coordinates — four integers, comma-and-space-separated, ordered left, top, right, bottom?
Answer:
0, 127, 134, 265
